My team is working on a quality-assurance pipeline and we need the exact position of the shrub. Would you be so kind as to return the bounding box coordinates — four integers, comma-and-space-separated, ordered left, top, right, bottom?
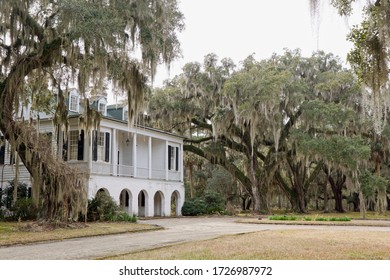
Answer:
204, 191, 225, 214
181, 198, 207, 216
0, 182, 36, 221
12, 198, 37, 220
2, 181, 30, 209
112, 212, 138, 222
87, 192, 119, 222
87, 192, 137, 222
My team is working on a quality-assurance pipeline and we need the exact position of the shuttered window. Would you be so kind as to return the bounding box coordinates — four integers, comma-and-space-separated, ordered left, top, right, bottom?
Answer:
68, 130, 84, 161
93, 131, 110, 162
0, 136, 4, 165
168, 145, 179, 171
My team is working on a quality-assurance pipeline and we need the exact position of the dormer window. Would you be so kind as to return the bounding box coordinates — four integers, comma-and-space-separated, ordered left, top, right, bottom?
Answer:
97, 97, 107, 116
69, 92, 79, 112
98, 103, 106, 115
122, 105, 128, 121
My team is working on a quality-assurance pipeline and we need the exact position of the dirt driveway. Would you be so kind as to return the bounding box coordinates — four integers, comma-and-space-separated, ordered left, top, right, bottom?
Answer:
1, 216, 390, 260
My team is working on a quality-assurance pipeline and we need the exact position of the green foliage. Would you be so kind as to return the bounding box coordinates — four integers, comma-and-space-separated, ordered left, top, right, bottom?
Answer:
294, 132, 371, 171
181, 198, 207, 216
269, 215, 351, 222
12, 198, 37, 221
328, 217, 351, 222
0, 182, 37, 221
269, 215, 298, 221
181, 189, 226, 216
2, 181, 30, 209
301, 100, 356, 131
359, 171, 388, 199
204, 191, 225, 214
330, 0, 355, 16
87, 192, 137, 222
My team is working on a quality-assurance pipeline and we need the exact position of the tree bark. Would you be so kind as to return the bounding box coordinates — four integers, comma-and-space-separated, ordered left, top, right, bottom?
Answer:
326, 170, 346, 213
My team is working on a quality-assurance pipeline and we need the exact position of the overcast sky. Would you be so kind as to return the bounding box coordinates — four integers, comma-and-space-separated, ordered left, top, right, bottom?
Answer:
153, 0, 366, 87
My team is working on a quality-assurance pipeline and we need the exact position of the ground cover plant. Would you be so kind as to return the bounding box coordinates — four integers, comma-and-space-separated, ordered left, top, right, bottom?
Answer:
268, 215, 351, 222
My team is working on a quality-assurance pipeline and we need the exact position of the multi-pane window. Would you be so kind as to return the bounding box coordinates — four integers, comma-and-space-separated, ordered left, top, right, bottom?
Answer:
97, 132, 105, 161
67, 130, 84, 161
168, 145, 179, 171
93, 131, 109, 162
69, 94, 78, 112
69, 131, 79, 160
98, 103, 106, 115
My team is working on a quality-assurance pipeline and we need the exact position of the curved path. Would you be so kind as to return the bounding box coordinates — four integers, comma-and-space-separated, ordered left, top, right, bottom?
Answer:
1, 217, 390, 260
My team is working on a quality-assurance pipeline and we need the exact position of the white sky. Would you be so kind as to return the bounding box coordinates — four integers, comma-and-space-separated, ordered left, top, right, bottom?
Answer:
153, 0, 366, 87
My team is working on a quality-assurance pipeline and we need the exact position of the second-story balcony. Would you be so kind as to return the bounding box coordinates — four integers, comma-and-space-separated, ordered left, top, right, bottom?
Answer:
66, 127, 183, 182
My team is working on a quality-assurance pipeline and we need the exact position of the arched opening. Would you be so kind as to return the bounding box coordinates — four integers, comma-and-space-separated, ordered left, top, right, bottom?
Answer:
119, 189, 132, 214
96, 188, 110, 197
138, 190, 148, 217
153, 191, 164, 216
171, 190, 181, 216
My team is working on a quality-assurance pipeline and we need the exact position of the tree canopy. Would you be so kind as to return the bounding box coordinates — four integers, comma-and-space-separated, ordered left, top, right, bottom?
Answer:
147, 50, 378, 214
312, 0, 390, 135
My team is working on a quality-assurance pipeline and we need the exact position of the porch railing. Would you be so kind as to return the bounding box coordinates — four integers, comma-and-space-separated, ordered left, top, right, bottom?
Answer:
89, 162, 181, 181
91, 162, 112, 175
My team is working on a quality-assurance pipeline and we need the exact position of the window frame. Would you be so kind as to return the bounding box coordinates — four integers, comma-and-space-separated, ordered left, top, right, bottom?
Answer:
168, 144, 179, 171
69, 93, 79, 112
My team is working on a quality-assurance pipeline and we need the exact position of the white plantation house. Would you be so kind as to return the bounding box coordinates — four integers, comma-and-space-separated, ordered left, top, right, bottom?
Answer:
0, 89, 185, 217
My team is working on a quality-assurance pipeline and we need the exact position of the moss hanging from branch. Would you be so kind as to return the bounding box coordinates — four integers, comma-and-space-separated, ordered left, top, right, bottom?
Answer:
0, 0, 184, 221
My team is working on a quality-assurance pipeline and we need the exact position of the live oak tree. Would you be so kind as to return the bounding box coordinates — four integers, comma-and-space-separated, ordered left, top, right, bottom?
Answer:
311, 0, 390, 135
0, 0, 183, 221
311, 0, 390, 215
148, 50, 362, 213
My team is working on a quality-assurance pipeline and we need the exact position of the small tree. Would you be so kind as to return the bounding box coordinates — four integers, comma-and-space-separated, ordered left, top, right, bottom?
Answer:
359, 171, 388, 218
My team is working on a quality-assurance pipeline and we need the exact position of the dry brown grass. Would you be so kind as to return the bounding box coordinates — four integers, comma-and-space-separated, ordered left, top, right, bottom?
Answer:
0, 222, 159, 246
242, 218, 390, 227
109, 229, 390, 260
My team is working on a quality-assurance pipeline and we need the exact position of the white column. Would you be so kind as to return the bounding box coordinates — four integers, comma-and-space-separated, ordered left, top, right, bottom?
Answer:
148, 136, 152, 179
112, 129, 117, 176
57, 128, 63, 160
180, 143, 184, 182
164, 191, 171, 217
165, 140, 169, 181
146, 191, 154, 217
133, 133, 137, 177
88, 132, 92, 172
132, 192, 138, 216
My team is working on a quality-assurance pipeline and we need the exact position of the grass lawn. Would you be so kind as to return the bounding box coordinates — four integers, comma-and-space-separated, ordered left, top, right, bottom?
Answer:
106, 211, 390, 260
108, 229, 390, 260
0, 221, 160, 246
3, 211, 390, 260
